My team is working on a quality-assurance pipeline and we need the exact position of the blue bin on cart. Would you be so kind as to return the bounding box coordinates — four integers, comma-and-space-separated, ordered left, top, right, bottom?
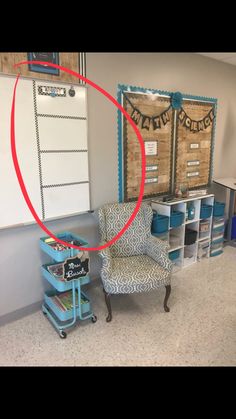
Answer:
152, 212, 169, 233
213, 201, 225, 217
40, 231, 88, 262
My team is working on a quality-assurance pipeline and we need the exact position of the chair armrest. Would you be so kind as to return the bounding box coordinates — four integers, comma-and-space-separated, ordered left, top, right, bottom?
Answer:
146, 236, 172, 273
98, 242, 113, 280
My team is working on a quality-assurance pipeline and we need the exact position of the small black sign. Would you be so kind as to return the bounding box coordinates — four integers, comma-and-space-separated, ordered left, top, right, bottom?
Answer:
63, 252, 89, 281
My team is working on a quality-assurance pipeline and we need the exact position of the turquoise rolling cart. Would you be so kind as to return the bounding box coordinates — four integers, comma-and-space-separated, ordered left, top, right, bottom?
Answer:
40, 231, 97, 339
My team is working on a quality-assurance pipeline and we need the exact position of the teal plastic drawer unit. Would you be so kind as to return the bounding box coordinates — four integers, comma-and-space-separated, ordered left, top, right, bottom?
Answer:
200, 204, 213, 219
170, 211, 184, 228
41, 264, 90, 292
40, 231, 88, 262
211, 237, 224, 246
169, 249, 180, 261
212, 225, 224, 234
152, 212, 169, 233
44, 290, 91, 322
213, 201, 225, 217
210, 249, 223, 257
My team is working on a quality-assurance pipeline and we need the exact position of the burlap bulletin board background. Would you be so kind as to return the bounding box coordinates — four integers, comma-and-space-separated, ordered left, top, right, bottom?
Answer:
122, 91, 173, 201
118, 85, 217, 202
175, 100, 215, 190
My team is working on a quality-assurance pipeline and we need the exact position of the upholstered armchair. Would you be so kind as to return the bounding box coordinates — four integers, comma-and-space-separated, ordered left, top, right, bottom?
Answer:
98, 202, 172, 322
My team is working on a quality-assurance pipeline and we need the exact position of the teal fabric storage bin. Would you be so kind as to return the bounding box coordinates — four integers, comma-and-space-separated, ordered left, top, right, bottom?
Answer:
152, 212, 169, 233
200, 204, 213, 219
40, 231, 88, 262
169, 249, 180, 261
213, 201, 225, 217
44, 290, 91, 322
170, 211, 184, 228
41, 264, 90, 292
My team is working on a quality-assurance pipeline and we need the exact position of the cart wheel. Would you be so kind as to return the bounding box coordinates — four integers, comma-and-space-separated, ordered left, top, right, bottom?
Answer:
59, 330, 67, 339
91, 315, 97, 323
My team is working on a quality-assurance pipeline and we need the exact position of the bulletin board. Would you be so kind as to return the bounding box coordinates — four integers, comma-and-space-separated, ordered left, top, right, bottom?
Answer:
118, 84, 217, 202
175, 99, 216, 190
118, 86, 174, 201
0, 75, 90, 229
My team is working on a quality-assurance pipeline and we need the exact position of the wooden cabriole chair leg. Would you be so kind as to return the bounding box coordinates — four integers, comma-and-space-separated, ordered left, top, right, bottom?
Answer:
103, 288, 112, 322
164, 285, 171, 312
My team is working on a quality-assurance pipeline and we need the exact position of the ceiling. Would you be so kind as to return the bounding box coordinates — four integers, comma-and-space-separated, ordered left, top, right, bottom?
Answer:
197, 53, 236, 66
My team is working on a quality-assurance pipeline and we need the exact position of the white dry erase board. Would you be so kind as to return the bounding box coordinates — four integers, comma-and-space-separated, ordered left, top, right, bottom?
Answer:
0, 75, 90, 229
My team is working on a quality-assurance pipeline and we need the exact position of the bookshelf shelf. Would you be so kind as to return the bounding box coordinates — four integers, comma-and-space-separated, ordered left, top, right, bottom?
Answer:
40, 231, 97, 339
151, 194, 215, 269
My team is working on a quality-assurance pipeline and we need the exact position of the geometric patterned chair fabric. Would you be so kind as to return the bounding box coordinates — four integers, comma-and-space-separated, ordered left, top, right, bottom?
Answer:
98, 202, 172, 321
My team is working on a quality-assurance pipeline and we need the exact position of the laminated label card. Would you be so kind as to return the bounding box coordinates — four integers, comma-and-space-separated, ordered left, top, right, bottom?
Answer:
145, 141, 158, 156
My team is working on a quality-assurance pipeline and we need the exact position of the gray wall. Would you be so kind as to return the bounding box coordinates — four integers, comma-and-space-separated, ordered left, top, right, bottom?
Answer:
1, 52, 236, 319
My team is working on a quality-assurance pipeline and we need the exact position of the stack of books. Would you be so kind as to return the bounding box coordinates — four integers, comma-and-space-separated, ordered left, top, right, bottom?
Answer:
51, 290, 89, 312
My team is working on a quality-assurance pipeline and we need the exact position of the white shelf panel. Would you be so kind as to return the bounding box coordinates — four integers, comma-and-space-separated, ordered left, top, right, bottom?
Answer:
198, 236, 211, 242
151, 194, 214, 206
168, 245, 184, 253
185, 218, 199, 224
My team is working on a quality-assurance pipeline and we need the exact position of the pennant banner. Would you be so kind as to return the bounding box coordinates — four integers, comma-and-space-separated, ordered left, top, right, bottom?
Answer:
124, 92, 215, 132
124, 92, 171, 131
178, 107, 215, 132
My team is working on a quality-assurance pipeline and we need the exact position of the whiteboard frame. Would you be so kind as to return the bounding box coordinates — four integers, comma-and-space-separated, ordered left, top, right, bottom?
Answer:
0, 74, 91, 230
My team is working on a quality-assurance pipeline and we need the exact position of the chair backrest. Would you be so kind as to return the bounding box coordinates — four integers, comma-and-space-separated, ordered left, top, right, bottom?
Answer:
98, 202, 153, 257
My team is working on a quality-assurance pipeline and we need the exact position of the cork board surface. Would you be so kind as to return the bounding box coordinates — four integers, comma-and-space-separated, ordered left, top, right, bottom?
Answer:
123, 92, 173, 201
175, 100, 215, 190
0, 53, 80, 83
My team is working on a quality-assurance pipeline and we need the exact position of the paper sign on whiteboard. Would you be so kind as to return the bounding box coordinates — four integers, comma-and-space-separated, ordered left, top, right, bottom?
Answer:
145, 141, 158, 156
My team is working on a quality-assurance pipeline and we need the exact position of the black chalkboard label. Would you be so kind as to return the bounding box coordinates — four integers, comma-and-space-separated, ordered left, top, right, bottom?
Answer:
63, 252, 89, 281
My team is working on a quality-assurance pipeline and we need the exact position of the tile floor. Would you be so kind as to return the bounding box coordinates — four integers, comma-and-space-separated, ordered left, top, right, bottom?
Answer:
0, 246, 235, 366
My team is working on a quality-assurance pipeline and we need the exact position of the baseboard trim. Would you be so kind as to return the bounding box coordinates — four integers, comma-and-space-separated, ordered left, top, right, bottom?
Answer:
0, 301, 42, 327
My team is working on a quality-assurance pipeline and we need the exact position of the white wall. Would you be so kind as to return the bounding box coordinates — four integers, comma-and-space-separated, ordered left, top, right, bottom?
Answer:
1, 52, 236, 319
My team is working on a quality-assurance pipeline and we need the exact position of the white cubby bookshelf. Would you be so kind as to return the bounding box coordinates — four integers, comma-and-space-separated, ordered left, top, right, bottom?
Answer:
151, 194, 214, 271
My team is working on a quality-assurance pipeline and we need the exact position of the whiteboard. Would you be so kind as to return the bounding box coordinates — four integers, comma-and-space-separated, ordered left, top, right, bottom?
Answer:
0, 75, 90, 229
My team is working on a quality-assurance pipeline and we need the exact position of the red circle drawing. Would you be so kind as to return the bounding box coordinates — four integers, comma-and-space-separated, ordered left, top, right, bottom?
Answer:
11, 60, 146, 251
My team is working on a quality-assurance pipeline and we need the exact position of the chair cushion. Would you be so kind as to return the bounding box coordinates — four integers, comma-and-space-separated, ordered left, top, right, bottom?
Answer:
103, 255, 170, 294
100, 202, 151, 257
